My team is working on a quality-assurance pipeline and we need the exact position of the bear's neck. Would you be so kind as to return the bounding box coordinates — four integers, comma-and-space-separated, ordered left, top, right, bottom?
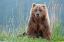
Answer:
31, 15, 47, 23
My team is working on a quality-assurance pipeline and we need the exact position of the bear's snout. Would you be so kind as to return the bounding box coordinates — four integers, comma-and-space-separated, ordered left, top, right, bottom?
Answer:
36, 13, 39, 16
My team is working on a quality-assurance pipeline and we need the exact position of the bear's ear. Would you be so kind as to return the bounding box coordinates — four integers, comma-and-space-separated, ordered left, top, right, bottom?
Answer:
42, 4, 46, 8
32, 3, 36, 8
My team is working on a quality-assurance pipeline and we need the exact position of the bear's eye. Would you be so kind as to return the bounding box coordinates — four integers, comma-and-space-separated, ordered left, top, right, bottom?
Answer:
34, 9, 37, 12
39, 9, 42, 12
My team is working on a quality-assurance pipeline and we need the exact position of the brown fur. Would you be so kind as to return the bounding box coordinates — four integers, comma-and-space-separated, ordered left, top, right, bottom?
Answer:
25, 3, 51, 40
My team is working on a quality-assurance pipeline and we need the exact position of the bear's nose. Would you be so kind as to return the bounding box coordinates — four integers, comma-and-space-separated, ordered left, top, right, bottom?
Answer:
36, 13, 39, 16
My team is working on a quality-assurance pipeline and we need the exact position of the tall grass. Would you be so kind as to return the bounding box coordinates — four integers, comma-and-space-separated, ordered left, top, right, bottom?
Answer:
0, 21, 63, 42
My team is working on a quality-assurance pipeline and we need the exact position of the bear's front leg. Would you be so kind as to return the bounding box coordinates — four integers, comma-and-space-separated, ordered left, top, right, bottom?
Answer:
43, 28, 51, 40
26, 23, 37, 38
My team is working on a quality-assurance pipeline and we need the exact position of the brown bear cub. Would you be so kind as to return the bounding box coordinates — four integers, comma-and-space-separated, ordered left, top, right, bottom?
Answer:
24, 3, 51, 40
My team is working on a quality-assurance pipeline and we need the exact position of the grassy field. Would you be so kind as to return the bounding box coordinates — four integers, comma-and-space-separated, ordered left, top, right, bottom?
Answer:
0, 34, 64, 42
0, 22, 64, 42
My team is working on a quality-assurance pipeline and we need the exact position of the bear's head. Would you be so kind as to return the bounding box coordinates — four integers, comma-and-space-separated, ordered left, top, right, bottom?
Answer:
30, 3, 48, 18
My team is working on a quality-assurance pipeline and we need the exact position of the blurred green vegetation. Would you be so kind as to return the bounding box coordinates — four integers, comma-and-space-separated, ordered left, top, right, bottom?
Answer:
0, 22, 64, 42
